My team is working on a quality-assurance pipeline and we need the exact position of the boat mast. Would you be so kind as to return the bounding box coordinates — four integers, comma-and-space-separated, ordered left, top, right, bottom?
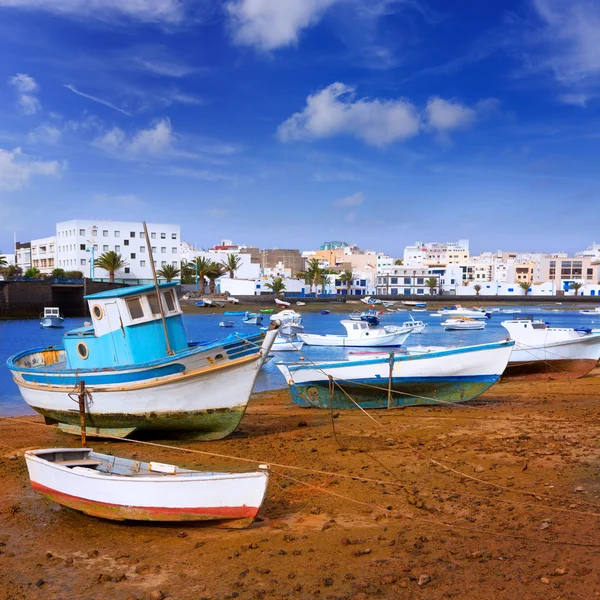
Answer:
143, 221, 174, 356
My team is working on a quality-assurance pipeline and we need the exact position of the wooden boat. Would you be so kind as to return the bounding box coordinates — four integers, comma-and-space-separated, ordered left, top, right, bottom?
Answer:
501, 318, 600, 380
276, 341, 514, 409
25, 448, 269, 526
40, 307, 64, 328
243, 312, 263, 325
401, 316, 426, 334
7, 283, 280, 440
275, 298, 291, 307
297, 320, 411, 347
442, 317, 486, 331
219, 321, 235, 328
401, 301, 426, 307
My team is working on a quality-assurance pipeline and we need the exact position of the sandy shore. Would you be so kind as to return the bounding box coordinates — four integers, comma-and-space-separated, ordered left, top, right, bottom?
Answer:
1, 374, 599, 599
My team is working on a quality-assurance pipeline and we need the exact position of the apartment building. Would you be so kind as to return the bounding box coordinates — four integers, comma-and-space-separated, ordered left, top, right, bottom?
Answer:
14, 241, 31, 270
31, 236, 56, 274
403, 239, 469, 268
56, 219, 181, 282
376, 267, 439, 295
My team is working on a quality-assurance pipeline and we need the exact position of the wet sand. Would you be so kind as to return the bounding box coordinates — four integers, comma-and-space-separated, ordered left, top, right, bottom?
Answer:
1, 374, 599, 599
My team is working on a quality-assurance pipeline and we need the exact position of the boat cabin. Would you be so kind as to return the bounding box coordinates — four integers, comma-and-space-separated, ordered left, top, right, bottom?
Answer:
43, 307, 61, 319
63, 283, 187, 369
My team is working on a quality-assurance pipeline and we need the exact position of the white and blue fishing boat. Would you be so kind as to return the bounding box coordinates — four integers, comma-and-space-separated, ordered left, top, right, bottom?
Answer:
8, 283, 279, 440
276, 340, 514, 409
243, 312, 263, 325
40, 307, 64, 328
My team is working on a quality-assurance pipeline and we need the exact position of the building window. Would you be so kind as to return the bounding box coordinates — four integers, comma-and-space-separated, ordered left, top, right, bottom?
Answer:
124, 267, 130, 274
160, 247, 166, 253
172, 233, 177, 240
172, 261, 177, 267
140, 232, 144, 238
91, 229, 97, 237
131, 253, 136, 259
79, 229, 85, 236
161, 233, 166, 239
417, 289, 424, 294
151, 246, 156, 253
124, 240, 129, 246
391, 277, 398, 284
103, 230, 108, 237
151, 232, 156, 239
161, 261, 166, 266
114, 231, 120, 237
172, 247, 177, 254
130, 232, 135, 238
80, 244, 86, 250
391, 289, 398, 295
115, 245, 120, 252
140, 260, 146, 267
140, 246, 146, 253
404, 278, 411, 284
417, 278, 424, 284
80, 259, 86, 266
103, 245, 108, 251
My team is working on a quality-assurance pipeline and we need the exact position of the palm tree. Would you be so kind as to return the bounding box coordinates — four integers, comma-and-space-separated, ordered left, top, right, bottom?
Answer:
95, 251, 128, 283
473, 284, 482, 296
221, 254, 242, 278
569, 282, 583, 296
424, 277, 438, 295
394, 258, 403, 265
518, 281, 531, 295
206, 261, 226, 294
180, 260, 195, 284
0, 255, 7, 268
189, 256, 213, 292
157, 264, 181, 282
338, 270, 355, 295
305, 258, 322, 295
318, 269, 334, 295
265, 276, 286, 295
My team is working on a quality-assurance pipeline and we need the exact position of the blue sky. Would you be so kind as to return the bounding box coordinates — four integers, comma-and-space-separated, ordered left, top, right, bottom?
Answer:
1, 0, 599, 257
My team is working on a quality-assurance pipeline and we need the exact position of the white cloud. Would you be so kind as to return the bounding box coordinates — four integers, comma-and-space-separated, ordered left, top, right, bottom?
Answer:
0, 147, 64, 190
277, 82, 421, 147
334, 191, 364, 207
27, 124, 62, 145
92, 118, 174, 158
132, 58, 196, 78
558, 92, 591, 106
225, 0, 338, 51
64, 84, 131, 116
8, 73, 41, 115
0, 0, 185, 23
425, 97, 477, 133
208, 208, 230, 217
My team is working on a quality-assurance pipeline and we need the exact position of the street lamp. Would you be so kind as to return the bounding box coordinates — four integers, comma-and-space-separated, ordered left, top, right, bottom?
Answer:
86, 241, 95, 280
195, 260, 199, 292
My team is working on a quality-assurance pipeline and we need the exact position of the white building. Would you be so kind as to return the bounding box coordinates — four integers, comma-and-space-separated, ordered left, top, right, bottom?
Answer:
403, 239, 470, 268
56, 219, 181, 282
180, 244, 260, 281
31, 236, 56, 275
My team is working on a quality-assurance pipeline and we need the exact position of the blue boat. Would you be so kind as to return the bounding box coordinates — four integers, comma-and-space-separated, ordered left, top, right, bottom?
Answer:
224, 312, 246, 316
320, 310, 330, 315
276, 341, 514, 409
40, 307, 64, 328
7, 283, 279, 440
243, 312, 263, 325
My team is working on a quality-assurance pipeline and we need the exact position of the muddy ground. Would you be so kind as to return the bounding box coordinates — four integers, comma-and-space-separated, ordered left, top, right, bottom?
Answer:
1, 374, 599, 600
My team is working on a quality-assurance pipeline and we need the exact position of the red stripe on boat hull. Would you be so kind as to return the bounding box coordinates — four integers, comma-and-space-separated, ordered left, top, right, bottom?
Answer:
31, 481, 260, 522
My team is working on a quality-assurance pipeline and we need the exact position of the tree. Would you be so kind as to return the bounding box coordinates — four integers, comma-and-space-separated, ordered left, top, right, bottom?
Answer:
4, 265, 22, 279
518, 281, 531, 295
265, 276, 286, 295
394, 258, 403, 265
569, 282, 583, 295
338, 270, 355, 295
305, 258, 322, 294
52, 268, 65, 278
473, 284, 482, 296
189, 256, 213, 291
24, 267, 40, 278
221, 254, 242, 278
157, 264, 180, 282
425, 277, 438, 295
318, 268, 334, 295
206, 261, 226, 294
0, 255, 7, 268
94, 251, 128, 283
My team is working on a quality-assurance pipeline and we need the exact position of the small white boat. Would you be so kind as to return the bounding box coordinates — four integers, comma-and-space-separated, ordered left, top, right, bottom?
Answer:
361, 296, 373, 305
219, 321, 235, 328
501, 309, 521, 314
402, 301, 426, 308
201, 298, 215, 307
297, 320, 411, 347
436, 305, 490, 319
227, 297, 240, 304
580, 306, 600, 315
243, 312, 263, 325
381, 301, 396, 308
502, 318, 600, 380
25, 448, 269, 526
442, 318, 486, 331
270, 309, 303, 335
275, 298, 291, 307
296, 301, 306, 306
272, 337, 305, 352
401, 316, 426, 334
40, 307, 64, 328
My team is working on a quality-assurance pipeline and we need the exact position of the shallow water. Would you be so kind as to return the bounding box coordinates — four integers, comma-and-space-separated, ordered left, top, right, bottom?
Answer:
1, 307, 598, 416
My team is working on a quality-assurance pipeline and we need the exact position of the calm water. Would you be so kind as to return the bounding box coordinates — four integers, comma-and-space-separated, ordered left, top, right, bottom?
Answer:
1, 307, 599, 416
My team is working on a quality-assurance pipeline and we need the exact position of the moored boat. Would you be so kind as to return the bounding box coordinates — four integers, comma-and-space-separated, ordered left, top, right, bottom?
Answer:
272, 336, 305, 352
442, 317, 486, 331
7, 283, 279, 440
219, 321, 235, 328
270, 309, 303, 335
275, 298, 291, 307
580, 306, 600, 315
436, 305, 490, 319
297, 320, 410, 347
243, 312, 263, 325
501, 318, 600, 380
40, 307, 64, 328
401, 316, 426, 334
25, 448, 269, 526
276, 340, 514, 409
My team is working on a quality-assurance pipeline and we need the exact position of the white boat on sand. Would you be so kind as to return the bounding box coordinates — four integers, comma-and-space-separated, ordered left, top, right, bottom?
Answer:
25, 448, 269, 526
275, 298, 291, 307
297, 320, 410, 347
442, 318, 486, 331
502, 318, 600, 380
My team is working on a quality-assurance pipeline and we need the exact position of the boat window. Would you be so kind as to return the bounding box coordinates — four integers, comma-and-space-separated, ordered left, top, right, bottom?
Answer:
353, 324, 359, 330
163, 290, 176, 312
77, 342, 89, 360
126, 297, 145, 320
532, 323, 547, 329
92, 305, 103, 320
147, 293, 161, 315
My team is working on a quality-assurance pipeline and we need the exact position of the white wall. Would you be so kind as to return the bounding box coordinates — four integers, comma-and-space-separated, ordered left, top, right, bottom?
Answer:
181, 249, 260, 280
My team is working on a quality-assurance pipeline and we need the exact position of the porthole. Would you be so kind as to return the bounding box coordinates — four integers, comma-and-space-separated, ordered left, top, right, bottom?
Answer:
215, 353, 223, 359
77, 342, 89, 360
92, 305, 103, 320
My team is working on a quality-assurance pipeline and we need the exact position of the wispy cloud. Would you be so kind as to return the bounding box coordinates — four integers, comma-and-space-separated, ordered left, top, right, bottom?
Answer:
131, 57, 197, 78
8, 73, 41, 115
93, 193, 145, 208
93, 118, 173, 158
0, 147, 65, 190
208, 208, 230, 217
334, 191, 364, 207
27, 124, 62, 145
64, 84, 131, 116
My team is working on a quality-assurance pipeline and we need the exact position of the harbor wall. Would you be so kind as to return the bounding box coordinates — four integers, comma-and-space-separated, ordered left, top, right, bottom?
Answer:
0, 280, 126, 318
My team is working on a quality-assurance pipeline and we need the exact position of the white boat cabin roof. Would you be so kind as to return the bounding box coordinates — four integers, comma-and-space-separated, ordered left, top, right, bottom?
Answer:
43, 307, 61, 317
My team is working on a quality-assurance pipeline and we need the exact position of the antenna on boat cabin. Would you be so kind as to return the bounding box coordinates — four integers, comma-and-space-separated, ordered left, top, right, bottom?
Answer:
143, 221, 174, 356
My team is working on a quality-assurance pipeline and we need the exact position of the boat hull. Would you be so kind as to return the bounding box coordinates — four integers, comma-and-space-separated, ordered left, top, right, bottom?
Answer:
25, 451, 268, 523
503, 358, 598, 381
297, 331, 410, 347
278, 341, 514, 409
40, 317, 64, 328
9, 330, 278, 439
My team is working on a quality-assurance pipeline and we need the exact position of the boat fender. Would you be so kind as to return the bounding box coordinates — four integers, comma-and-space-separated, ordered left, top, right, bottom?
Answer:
149, 462, 178, 474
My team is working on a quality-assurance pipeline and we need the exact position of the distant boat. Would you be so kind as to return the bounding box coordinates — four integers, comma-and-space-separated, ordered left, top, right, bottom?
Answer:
219, 321, 235, 328
277, 341, 514, 409
502, 318, 600, 380
201, 298, 215, 307
320, 309, 330, 315
442, 317, 486, 331
436, 305, 490, 319
401, 316, 426, 334
401, 301, 426, 308
580, 306, 600, 315
297, 320, 411, 347
40, 307, 64, 328
224, 311, 245, 316
272, 337, 304, 352
275, 298, 291, 307
25, 448, 269, 526
260, 309, 275, 314
501, 309, 521, 314
296, 301, 306, 306
349, 309, 380, 326
243, 312, 263, 325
